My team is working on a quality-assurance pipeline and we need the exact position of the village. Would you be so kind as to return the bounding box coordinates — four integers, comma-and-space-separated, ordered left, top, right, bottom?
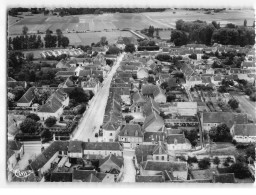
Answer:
7, 8, 256, 184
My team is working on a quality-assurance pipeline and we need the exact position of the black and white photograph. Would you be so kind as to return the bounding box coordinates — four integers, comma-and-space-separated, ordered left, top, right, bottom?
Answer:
1, 0, 256, 189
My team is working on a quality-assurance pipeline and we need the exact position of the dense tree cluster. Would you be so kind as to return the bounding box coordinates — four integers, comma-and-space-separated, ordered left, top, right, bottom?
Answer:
124, 44, 136, 53
209, 123, 232, 142
8, 34, 43, 50
171, 19, 255, 46
44, 116, 57, 127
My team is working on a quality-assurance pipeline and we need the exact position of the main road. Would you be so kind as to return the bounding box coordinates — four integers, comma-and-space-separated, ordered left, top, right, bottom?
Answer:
72, 53, 125, 141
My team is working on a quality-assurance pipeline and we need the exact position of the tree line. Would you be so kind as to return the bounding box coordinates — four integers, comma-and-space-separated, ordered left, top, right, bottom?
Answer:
171, 19, 255, 46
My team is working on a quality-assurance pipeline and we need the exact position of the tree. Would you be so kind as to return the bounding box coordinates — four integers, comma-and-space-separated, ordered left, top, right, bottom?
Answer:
189, 53, 197, 60
20, 118, 38, 134
61, 37, 69, 48
160, 82, 168, 90
12, 86, 25, 101
236, 155, 246, 163
41, 129, 52, 139
213, 157, 220, 167
22, 25, 28, 35
148, 26, 155, 37
124, 115, 134, 123
99, 36, 108, 46
56, 29, 63, 47
167, 94, 176, 102
209, 123, 232, 142
124, 44, 136, 53
246, 145, 255, 160
249, 92, 256, 101
198, 158, 211, 169
147, 76, 155, 83
69, 87, 90, 104
212, 21, 219, 29
170, 30, 188, 46
228, 162, 250, 179
228, 99, 239, 110
106, 46, 120, 55
187, 156, 198, 164
27, 113, 40, 122
44, 116, 57, 127
25, 52, 34, 61
244, 19, 247, 27
182, 129, 198, 147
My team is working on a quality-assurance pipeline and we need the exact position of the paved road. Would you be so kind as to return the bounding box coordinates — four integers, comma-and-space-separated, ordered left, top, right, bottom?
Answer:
234, 95, 256, 122
72, 53, 125, 141
120, 150, 136, 182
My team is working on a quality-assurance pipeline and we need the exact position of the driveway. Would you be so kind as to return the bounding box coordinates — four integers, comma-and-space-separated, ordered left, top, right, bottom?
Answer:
120, 149, 136, 183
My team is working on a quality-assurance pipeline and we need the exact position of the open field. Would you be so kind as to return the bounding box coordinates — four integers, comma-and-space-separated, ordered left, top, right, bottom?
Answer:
143, 9, 255, 28
8, 9, 254, 35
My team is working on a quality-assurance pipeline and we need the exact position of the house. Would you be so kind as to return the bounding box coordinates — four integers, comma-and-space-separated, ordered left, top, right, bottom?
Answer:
137, 67, 149, 79
143, 132, 166, 145
151, 142, 169, 161
118, 124, 143, 149
130, 92, 147, 113
140, 161, 188, 180
99, 154, 124, 173
72, 170, 114, 182
68, 140, 83, 159
102, 120, 121, 142
143, 111, 164, 132
160, 102, 197, 116
55, 71, 76, 78
28, 141, 69, 176
83, 142, 123, 158
7, 140, 24, 181
241, 61, 255, 70
166, 134, 191, 151
211, 75, 222, 86
202, 112, 248, 131
141, 84, 166, 103
230, 124, 256, 143
17, 87, 36, 107
185, 75, 202, 88
37, 88, 69, 120
8, 115, 20, 140
50, 172, 73, 182
212, 173, 236, 183
135, 175, 165, 183
81, 77, 100, 94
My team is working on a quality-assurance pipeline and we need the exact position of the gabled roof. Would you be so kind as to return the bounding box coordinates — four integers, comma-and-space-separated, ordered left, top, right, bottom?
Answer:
84, 173, 101, 182
242, 61, 254, 67
17, 87, 35, 103
102, 120, 120, 131
55, 71, 75, 77
135, 145, 156, 164
136, 175, 164, 183
201, 76, 212, 84
143, 98, 161, 117
50, 172, 73, 182
68, 140, 83, 153
8, 140, 22, 151
213, 173, 236, 183
73, 170, 97, 181
152, 142, 168, 155
119, 124, 143, 137
143, 111, 164, 130
202, 112, 248, 128
141, 161, 188, 172
83, 142, 122, 151
233, 124, 256, 136
38, 95, 63, 113
166, 134, 186, 144
141, 84, 158, 96
99, 154, 124, 168
132, 92, 147, 103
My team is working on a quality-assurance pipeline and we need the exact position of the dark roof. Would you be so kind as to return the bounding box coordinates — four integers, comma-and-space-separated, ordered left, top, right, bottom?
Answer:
233, 124, 256, 136
84, 173, 101, 182
135, 145, 156, 164
143, 98, 160, 117
73, 170, 97, 181
119, 124, 143, 137
136, 175, 164, 183
141, 161, 188, 172
55, 71, 75, 77
213, 173, 236, 183
141, 84, 158, 96
143, 111, 164, 130
17, 87, 35, 103
152, 142, 168, 155
83, 142, 122, 151
68, 141, 83, 153
7, 149, 15, 159
166, 134, 186, 144
203, 112, 247, 128
50, 172, 73, 182
8, 140, 22, 151
99, 154, 124, 168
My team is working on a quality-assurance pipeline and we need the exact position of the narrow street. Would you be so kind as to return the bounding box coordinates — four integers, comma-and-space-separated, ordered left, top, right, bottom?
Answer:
120, 150, 136, 183
72, 53, 125, 141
